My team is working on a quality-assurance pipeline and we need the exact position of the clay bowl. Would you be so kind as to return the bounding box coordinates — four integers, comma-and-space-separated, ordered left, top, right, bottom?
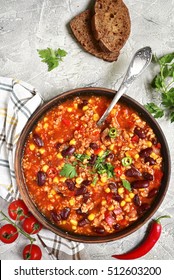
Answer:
15, 87, 171, 243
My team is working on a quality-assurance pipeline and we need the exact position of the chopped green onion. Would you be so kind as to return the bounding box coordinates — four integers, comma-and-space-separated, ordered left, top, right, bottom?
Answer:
108, 127, 118, 138
121, 156, 132, 166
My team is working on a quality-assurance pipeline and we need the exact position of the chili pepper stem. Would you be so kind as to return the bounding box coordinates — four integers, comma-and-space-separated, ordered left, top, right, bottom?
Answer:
0, 210, 36, 243
155, 215, 171, 224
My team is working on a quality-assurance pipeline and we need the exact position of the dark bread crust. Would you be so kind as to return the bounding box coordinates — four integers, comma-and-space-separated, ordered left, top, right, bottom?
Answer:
70, 10, 120, 62
92, 0, 131, 53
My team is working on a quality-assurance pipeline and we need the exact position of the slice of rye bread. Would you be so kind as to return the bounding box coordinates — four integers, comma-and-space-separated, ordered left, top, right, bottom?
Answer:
91, 0, 131, 53
70, 9, 120, 62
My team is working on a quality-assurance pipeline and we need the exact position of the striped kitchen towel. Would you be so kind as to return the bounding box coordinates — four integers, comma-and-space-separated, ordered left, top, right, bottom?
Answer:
0, 77, 85, 259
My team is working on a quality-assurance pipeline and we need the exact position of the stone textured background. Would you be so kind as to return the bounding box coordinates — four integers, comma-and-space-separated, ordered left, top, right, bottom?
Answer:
0, 0, 174, 259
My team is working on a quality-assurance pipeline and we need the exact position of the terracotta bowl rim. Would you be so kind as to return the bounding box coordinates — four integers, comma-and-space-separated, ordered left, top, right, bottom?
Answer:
15, 87, 171, 243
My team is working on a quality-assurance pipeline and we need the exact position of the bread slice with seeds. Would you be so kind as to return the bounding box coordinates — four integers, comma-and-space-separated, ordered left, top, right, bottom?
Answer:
70, 9, 120, 62
91, 0, 131, 53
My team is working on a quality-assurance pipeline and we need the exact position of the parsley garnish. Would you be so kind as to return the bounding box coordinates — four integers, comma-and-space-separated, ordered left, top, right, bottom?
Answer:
74, 153, 91, 162
60, 163, 77, 179
122, 179, 131, 192
93, 151, 114, 178
145, 53, 174, 122
37, 48, 67, 71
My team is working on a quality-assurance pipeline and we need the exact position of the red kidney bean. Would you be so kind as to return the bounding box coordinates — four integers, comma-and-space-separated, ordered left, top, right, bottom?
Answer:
60, 207, 70, 220
144, 157, 156, 165
89, 143, 98, 150
142, 172, 154, 181
78, 99, 88, 109
78, 218, 89, 227
113, 194, 122, 202
33, 133, 44, 147
55, 143, 61, 149
61, 146, 75, 157
37, 171, 46, 186
113, 224, 120, 230
133, 194, 141, 206
65, 179, 75, 191
148, 188, 158, 198
83, 192, 91, 203
50, 211, 61, 222
125, 166, 141, 177
76, 208, 88, 217
81, 179, 91, 186
134, 127, 146, 139
138, 203, 150, 215
108, 182, 118, 193
131, 180, 150, 189
139, 147, 153, 158
93, 227, 105, 234
106, 153, 114, 160
75, 185, 87, 196
88, 154, 97, 165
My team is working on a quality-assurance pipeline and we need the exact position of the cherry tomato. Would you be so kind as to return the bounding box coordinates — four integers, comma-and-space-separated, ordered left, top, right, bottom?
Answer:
0, 224, 18, 243
8, 199, 29, 221
22, 215, 43, 234
46, 167, 57, 178
23, 244, 42, 260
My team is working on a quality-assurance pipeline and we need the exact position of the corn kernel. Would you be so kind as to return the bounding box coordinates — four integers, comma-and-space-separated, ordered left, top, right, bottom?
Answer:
120, 200, 126, 207
109, 144, 115, 150
69, 197, 75, 206
82, 105, 88, 111
57, 153, 63, 159
39, 148, 45, 154
72, 225, 77, 230
111, 109, 117, 116
120, 174, 126, 180
129, 143, 134, 149
108, 205, 115, 211
50, 189, 56, 195
42, 164, 49, 172
67, 107, 73, 112
86, 149, 91, 156
101, 200, 107, 206
74, 103, 78, 109
62, 221, 66, 225
88, 213, 95, 221
134, 154, 139, 160
48, 194, 52, 199
43, 123, 48, 129
105, 187, 111, 193
70, 219, 78, 226
59, 177, 66, 182
125, 197, 131, 202
100, 175, 107, 183
76, 177, 83, 184
146, 141, 152, 147
118, 187, 124, 195
129, 192, 135, 199
69, 139, 76, 145
93, 113, 99, 121
53, 177, 59, 183
98, 150, 104, 157
150, 152, 158, 160
29, 144, 35, 151
125, 151, 130, 157
44, 117, 48, 122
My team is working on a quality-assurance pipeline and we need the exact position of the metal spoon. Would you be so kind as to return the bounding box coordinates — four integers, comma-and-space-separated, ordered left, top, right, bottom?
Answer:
97, 46, 152, 127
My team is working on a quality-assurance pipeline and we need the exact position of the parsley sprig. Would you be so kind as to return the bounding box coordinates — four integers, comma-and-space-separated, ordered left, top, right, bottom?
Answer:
145, 53, 174, 122
37, 48, 67, 71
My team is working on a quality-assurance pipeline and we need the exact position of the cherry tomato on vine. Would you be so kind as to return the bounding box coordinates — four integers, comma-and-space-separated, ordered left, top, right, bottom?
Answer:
23, 244, 42, 260
8, 199, 29, 221
0, 224, 18, 243
22, 215, 43, 234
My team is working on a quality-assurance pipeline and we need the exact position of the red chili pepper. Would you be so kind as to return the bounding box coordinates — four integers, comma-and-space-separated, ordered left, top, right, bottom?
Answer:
62, 118, 71, 126
112, 215, 170, 260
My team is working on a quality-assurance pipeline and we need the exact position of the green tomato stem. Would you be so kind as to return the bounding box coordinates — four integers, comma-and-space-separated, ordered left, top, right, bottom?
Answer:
0, 210, 35, 243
